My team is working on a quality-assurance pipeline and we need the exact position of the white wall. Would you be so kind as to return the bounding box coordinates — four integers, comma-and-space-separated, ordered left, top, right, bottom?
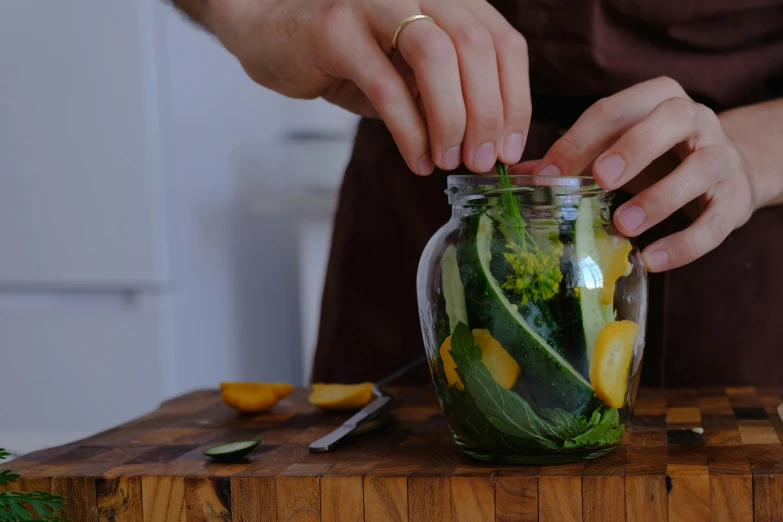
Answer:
0, 0, 358, 454
159, 5, 359, 390
0, 0, 172, 448
160, 4, 304, 393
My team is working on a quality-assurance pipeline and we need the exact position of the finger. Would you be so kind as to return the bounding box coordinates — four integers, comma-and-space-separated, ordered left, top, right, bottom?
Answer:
536, 76, 688, 176
324, 80, 381, 118
593, 98, 726, 189
325, 22, 433, 175
613, 147, 728, 237
371, 6, 467, 170
469, 2, 531, 164
426, 4, 505, 172
641, 202, 734, 272
391, 53, 429, 116
508, 159, 542, 175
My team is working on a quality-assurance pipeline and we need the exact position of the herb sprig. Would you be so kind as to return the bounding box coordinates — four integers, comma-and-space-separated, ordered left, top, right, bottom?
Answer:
495, 162, 563, 304
0, 449, 70, 522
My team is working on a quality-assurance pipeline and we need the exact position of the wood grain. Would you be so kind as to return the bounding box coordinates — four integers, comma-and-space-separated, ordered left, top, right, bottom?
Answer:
408, 477, 451, 522
142, 477, 187, 522
495, 472, 537, 522
754, 475, 783, 522
666, 407, 701, 425
707, 445, 752, 522
667, 466, 710, 522
321, 476, 364, 522
737, 420, 779, 445
52, 476, 99, 522
625, 475, 667, 522
538, 476, 582, 522
583, 475, 624, 522
450, 476, 494, 522
185, 477, 231, 522
6, 387, 783, 521
276, 477, 320, 522
364, 476, 408, 522
230, 477, 276, 522
710, 475, 752, 522
96, 476, 143, 522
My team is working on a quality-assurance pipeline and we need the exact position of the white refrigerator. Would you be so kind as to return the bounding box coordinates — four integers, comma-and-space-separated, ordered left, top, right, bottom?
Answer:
0, 0, 173, 454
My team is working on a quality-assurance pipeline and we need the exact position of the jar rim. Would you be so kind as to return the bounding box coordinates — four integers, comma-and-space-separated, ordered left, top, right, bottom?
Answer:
446, 174, 599, 188
445, 174, 608, 207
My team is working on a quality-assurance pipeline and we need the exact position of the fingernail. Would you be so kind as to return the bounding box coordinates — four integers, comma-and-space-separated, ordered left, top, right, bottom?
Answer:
441, 145, 462, 170
502, 133, 523, 162
472, 142, 496, 172
595, 154, 625, 185
644, 249, 668, 272
616, 205, 645, 231
536, 164, 561, 177
417, 154, 435, 175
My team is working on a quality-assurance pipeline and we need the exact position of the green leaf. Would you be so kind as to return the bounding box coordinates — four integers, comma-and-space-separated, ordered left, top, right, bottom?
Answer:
563, 406, 625, 449
449, 322, 561, 450
0, 449, 71, 522
0, 470, 19, 487
446, 385, 491, 445
539, 408, 588, 439
451, 322, 478, 360
446, 322, 625, 454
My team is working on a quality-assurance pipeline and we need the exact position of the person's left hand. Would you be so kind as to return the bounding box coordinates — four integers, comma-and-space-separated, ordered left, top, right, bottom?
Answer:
510, 76, 758, 273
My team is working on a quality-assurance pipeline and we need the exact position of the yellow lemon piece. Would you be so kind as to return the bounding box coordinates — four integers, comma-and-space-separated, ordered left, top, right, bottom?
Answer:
589, 320, 638, 408
595, 230, 633, 305
268, 383, 295, 399
308, 382, 375, 410
440, 329, 521, 390
472, 329, 521, 389
439, 335, 463, 391
220, 382, 280, 413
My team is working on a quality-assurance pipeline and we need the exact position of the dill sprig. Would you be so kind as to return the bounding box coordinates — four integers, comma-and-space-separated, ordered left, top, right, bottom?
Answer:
0, 449, 71, 522
495, 161, 563, 304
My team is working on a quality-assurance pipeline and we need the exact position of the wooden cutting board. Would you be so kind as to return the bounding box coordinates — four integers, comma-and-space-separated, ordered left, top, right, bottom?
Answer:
3, 386, 783, 522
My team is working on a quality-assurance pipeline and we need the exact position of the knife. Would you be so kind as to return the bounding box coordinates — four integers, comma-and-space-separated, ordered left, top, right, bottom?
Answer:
309, 355, 430, 453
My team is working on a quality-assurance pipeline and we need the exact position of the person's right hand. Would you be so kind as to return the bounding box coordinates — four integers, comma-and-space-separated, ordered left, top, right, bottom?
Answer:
205, 0, 531, 175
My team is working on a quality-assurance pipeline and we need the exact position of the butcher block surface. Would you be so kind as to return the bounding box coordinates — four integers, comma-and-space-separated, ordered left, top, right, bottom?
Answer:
3, 386, 783, 521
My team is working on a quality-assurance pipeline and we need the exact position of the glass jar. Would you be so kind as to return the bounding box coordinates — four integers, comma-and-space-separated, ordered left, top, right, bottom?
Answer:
417, 174, 648, 465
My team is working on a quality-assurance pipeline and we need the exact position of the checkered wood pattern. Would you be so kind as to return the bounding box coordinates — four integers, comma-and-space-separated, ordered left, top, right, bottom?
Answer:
3, 387, 783, 521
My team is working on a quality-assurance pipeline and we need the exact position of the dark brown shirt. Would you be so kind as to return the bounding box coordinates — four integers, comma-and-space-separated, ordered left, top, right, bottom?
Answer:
312, 0, 783, 387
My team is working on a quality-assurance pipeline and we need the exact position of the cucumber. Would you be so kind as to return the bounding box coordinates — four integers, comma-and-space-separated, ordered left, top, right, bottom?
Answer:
574, 198, 612, 363
441, 244, 468, 333
458, 214, 594, 414
204, 440, 260, 461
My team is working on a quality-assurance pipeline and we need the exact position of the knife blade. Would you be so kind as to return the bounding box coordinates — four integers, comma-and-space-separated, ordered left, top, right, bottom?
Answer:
309, 355, 429, 453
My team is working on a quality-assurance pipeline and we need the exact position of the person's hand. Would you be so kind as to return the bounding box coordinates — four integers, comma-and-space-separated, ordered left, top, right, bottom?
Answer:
511, 76, 758, 272
206, 0, 531, 175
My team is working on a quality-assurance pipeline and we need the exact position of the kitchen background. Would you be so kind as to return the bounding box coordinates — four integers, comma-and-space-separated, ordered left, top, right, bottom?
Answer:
0, 1, 360, 455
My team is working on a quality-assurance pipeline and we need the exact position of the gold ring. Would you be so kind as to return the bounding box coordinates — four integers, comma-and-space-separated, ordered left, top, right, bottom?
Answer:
392, 14, 435, 50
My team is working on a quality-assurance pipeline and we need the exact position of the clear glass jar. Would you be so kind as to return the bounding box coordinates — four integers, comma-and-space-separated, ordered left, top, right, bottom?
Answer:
417, 174, 648, 465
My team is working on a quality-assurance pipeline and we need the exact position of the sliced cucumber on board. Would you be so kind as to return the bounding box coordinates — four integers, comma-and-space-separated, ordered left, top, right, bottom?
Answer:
204, 440, 260, 461
458, 214, 594, 414
574, 198, 613, 362
441, 244, 468, 333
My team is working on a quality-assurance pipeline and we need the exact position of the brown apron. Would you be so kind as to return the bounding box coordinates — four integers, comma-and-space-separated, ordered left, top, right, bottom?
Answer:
312, 0, 783, 387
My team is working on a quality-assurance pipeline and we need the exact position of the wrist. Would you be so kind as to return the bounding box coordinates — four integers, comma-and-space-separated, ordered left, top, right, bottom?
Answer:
202, 0, 262, 61
169, 0, 215, 32
719, 107, 783, 211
